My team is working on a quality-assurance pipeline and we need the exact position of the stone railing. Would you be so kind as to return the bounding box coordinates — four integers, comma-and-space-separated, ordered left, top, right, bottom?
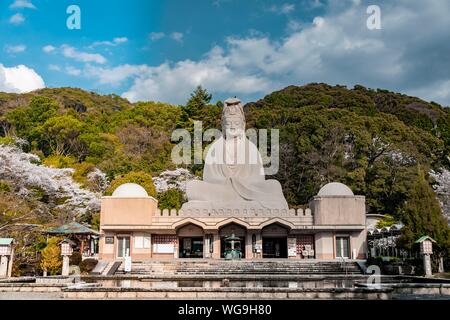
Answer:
156, 208, 312, 218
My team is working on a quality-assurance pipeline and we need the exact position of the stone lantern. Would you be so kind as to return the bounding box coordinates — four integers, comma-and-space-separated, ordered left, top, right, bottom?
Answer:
0, 238, 14, 278
415, 236, 436, 277
59, 239, 75, 276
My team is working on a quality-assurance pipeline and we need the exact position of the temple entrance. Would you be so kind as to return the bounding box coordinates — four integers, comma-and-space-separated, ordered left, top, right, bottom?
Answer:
179, 237, 204, 258
177, 224, 204, 258
262, 238, 287, 258
219, 223, 246, 259
262, 223, 289, 258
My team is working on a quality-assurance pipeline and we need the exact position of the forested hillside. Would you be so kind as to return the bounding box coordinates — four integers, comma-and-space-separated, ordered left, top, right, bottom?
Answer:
1, 84, 450, 273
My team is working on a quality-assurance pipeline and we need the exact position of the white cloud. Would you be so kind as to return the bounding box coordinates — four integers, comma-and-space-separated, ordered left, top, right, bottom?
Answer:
48, 64, 61, 71
42, 45, 56, 53
268, 3, 295, 15
149, 32, 165, 41
121, 46, 271, 103
287, 20, 302, 32
89, 37, 128, 48
9, 0, 35, 9
80, 0, 450, 106
113, 37, 128, 44
409, 80, 450, 107
0, 64, 45, 93
65, 66, 81, 76
9, 13, 25, 25
85, 64, 151, 86
5, 44, 26, 54
61, 45, 107, 64
212, 0, 231, 7
171, 32, 184, 42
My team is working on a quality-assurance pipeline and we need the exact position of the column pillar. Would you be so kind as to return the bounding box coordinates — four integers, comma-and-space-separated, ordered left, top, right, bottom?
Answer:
245, 232, 253, 259
62, 255, 70, 276
174, 237, 179, 259
204, 234, 211, 259
256, 231, 263, 259
7, 248, 14, 277
0, 255, 8, 278
423, 254, 432, 277
212, 232, 221, 259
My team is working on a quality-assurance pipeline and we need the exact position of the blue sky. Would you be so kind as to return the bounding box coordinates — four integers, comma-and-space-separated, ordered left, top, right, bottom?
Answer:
1, 0, 450, 106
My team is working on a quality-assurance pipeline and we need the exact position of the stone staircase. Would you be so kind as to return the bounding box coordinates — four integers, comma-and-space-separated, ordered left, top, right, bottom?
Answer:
116, 259, 363, 275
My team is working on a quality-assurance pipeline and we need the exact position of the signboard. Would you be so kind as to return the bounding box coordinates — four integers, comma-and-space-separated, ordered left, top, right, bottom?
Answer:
153, 244, 175, 254
124, 256, 132, 272
288, 238, 297, 257
105, 237, 114, 244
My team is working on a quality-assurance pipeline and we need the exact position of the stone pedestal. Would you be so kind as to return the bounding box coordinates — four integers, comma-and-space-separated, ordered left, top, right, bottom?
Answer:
62, 255, 70, 276
423, 254, 432, 277
0, 255, 9, 278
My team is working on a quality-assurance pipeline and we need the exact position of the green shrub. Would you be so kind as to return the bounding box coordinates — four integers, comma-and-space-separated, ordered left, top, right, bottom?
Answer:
69, 251, 82, 266
0, 181, 11, 192
0, 136, 16, 146
80, 259, 98, 273
376, 214, 397, 228
157, 189, 184, 210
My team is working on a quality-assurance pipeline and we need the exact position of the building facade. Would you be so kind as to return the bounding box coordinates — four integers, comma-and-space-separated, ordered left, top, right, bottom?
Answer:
99, 182, 367, 261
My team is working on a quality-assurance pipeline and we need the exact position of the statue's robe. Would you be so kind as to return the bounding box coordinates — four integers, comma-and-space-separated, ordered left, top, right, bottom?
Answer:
183, 135, 288, 210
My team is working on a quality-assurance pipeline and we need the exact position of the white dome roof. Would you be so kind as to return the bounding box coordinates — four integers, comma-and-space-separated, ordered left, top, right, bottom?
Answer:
112, 183, 149, 198
318, 182, 354, 197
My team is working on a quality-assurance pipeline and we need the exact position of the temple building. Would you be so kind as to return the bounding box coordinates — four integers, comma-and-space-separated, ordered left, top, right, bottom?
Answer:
98, 182, 367, 261
99, 98, 368, 262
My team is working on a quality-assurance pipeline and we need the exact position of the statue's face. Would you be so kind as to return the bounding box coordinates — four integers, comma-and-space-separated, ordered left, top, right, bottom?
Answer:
223, 115, 245, 138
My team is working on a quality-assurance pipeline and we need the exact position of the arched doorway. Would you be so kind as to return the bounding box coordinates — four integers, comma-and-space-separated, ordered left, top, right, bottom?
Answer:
262, 223, 289, 258
177, 223, 204, 258
219, 223, 246, 259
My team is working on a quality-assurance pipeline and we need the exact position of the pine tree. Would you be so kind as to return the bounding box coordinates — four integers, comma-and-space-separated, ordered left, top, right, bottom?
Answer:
398, 167, 450, 253
183, 86, 212, 120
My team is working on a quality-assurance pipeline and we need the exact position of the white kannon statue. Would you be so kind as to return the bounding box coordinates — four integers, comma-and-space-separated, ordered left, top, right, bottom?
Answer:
182, 97, 288, 211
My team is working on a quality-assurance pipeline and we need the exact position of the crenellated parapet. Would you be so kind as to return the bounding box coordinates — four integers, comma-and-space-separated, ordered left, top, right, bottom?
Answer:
156, 207, 312, 217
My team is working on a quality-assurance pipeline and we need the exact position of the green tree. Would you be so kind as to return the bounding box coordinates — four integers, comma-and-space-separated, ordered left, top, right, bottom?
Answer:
40, 237, 62, 276
40, 115, 85, 157
179, 86, 220, 129
183, 85, 212, 119
376, 214, 397, 228
157, 189, 184, 210
398, 167, 450, 252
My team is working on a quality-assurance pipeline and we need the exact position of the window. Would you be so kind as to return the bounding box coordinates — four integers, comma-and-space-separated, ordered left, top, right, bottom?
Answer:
117, 236, 130, 258
134, 235, 151, 249
336, 236, 350, 258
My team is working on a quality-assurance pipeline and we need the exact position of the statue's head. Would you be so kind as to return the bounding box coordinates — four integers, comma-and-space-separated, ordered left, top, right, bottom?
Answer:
222, 98, 245, 139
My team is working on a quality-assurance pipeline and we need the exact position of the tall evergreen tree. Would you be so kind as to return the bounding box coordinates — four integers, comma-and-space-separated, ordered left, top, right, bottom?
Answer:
184, 85, 212, 119
398, 167, 450, 254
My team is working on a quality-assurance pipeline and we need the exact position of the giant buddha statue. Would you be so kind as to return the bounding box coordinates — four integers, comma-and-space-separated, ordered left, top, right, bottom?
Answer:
181, 97, 289, 212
